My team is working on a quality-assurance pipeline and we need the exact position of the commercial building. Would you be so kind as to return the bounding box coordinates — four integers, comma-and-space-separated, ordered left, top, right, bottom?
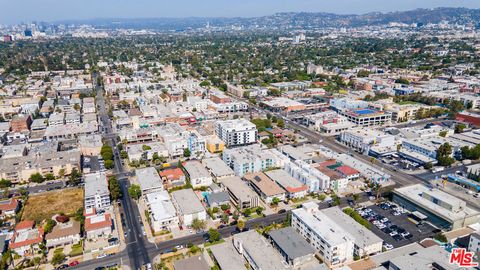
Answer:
171, 189, 206, 226
269, 227, 316, 268
393, 184, 480, 230
183, 161, 213, 188
260, 97, 306, 112
322, 207, 383, 257
304, 111, 355, 134
220, 176, 259, 210
84, 172, 111, 210
244, 172, 286, 203
340, 128, 396, 155
264, 169, 308, 199
215, 119, 257, 147
338, 108, 392, 127
135, 167, 164, 195
292, 202, 355, 267
144, 191, 179, 232
78, 134, 103, 156
232, 230, 290, 270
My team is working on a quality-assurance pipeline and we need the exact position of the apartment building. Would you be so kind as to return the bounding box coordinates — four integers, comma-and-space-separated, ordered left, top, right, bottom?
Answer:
183, 160, 213, 188
222, 144, 280, 176
215, 119, 257, 147
171, 189, 206, 226
244, 172, 286, 203
144, 191, 179, 232
84, 172, 111, 210
292, 202, 355, 268
135, 167, 164, 195
220, 176, 259, 210
284, 160, 330, 192
322, 207, 383, 257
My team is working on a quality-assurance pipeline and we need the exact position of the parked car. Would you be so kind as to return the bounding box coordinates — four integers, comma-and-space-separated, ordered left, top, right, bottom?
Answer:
383, 243, 394, 250
69, 261, 79, 267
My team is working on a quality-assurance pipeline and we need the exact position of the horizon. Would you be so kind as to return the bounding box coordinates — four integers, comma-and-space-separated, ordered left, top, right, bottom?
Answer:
3, 0, 480, 25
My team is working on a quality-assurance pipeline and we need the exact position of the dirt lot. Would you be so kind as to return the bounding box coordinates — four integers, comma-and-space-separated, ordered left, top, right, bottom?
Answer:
22, 188, 84, 222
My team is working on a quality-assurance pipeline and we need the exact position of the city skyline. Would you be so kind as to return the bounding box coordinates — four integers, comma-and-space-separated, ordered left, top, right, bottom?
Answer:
2, 0, 480, 24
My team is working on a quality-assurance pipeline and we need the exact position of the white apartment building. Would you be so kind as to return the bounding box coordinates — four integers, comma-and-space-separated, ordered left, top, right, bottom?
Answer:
84, 172, 111, 210
285, 160, 330, 192
215, 119, 257, 147
171, 189, 206, 226
144, 191, 179, 232
222, 144, 280, 176
183, 160, 213, 188
292, 202, 355, 268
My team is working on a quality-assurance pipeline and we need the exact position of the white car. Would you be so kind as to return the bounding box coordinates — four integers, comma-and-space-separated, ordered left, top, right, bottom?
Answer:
383, 243, 394, 250
389, 231, 398, 237
97, 253, 107, 259
401, 231, 410, 237
381, 218, 389, 223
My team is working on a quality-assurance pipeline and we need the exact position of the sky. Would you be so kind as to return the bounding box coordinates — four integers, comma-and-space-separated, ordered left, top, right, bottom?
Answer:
2, 0, 480, 24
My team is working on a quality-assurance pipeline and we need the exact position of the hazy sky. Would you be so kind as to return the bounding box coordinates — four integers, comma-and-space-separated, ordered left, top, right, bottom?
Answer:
2, 0, 480, 24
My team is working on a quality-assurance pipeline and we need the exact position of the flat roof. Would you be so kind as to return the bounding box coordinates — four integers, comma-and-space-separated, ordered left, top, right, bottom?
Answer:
145, 191, 177, 222
209, 241, 246, 270
202, 157, 234, 178
322, 207, 383, 247
173, 254, 210, 270
292, 202, 355, 246
183, 161, 211, 180
171, 189, 204, 215
388, 245, 455, 270
135, 167, 163, 193
269, 227, 315, 260
265, 169, 306, 192
394, 184, 479, 223
84, 172, 109, 198
220, 176, 258, 202
233, 230, 289, 270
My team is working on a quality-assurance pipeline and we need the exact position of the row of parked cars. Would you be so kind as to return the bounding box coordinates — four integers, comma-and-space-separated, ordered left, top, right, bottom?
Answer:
357, 203, 413, 248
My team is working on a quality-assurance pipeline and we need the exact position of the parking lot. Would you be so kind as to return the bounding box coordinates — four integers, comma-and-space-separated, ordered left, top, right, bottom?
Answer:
357, 202, 438, 249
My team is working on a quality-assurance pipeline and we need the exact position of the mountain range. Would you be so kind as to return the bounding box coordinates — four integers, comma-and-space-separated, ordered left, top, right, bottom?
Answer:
56, 7, 480, 31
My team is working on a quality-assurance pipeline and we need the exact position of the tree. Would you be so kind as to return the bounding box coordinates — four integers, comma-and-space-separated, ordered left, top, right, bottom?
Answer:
277, 119, 285, 128
142, 145, 151, 151
434, 233, 447, 243
120, 150, 128, 159
191, 218, 206, 232
271, 197, 281, 206
255, 207, 264, 216
104, 159, 114, 169
221, 214, 229, 224
243, 208, 252, 217
44, 219, 56, 234
183, 148, 191, 158
101, 144, 114, 161
108, 176, 122, 201
437, 143, 455, 166
439, 131, 448, 137
208, 228, 221, 242
455, 123, 466, 134
237, 219, 245, 231
45, 173, 55, 181
51, 252, 65, 265
424, 162, 433, 170
68, 168, 82, 186
0, 179, 12, 189
220, 204, 230, 211
30, 173, 45, 183
128, 184, 142, 200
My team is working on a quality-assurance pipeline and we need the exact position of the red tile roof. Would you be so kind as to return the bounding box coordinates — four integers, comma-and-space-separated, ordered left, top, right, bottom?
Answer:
85, 213, 112, 232
316, 159, 338, 168
15, 220, 35, 231
336, 165, 360, 176
10, 227, 44, 249
0, 198, 18, 212
159, 168, 184, 180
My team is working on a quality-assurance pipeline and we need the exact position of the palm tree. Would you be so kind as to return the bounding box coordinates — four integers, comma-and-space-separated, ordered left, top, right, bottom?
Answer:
190, 218, 206, 232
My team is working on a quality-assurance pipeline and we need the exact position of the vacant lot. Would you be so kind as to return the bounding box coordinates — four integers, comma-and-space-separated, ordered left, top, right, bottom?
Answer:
22, 188, 84, 222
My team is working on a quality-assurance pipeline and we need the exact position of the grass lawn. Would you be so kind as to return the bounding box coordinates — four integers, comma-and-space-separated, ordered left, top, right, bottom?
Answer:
22, 188, 84, 223
69, 241, 83, 257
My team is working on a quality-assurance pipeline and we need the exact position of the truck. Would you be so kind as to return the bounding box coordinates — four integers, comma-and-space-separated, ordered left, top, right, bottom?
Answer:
431, 167, 445, 173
